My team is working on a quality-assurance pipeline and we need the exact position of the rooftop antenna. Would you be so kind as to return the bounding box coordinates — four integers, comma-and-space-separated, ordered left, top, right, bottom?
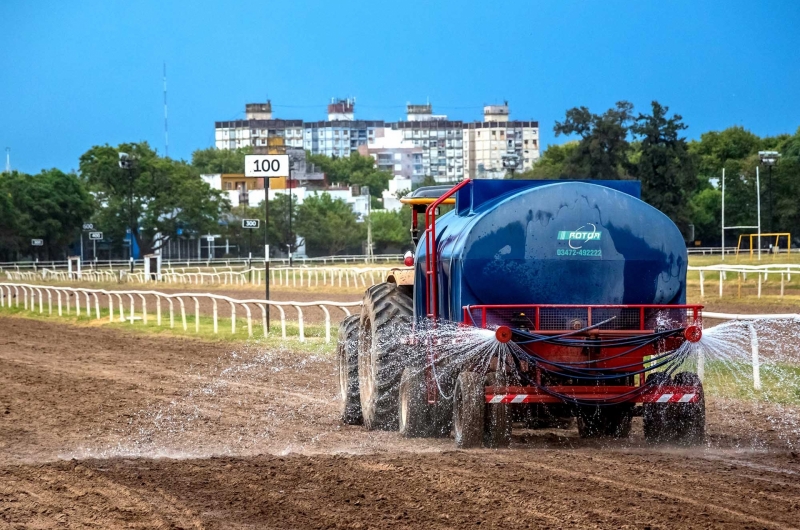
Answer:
163, 62, 169, 158
4, 147, 9, 173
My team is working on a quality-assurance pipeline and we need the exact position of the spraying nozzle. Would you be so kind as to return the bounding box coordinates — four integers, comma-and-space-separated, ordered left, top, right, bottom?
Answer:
684, 325, 702, 343
495, 326, 513, 343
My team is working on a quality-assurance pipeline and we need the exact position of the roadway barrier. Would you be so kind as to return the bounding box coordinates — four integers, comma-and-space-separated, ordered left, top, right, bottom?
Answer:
0, 282, 361, 343
689, 264, 800, 298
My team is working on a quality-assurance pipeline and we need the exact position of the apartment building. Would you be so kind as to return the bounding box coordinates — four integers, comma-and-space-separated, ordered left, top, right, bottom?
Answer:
356, 128, 423, 181
464, 103, 540, 179
302, 99, 384, 158
391, 104, 464, 183
214, 101, 304, 150
214, 99, 539, 182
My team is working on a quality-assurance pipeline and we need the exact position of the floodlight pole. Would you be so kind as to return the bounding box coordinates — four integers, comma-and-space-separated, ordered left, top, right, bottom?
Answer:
756, 166, 761, 261
721, 169, 725, 260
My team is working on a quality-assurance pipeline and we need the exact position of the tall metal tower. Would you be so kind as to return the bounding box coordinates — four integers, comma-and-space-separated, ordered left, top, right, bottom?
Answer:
163, 62, 169, 158
4, 148, 9, 173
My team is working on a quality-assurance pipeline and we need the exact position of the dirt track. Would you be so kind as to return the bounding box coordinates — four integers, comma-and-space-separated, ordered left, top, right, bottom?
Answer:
1, 317, 799, 529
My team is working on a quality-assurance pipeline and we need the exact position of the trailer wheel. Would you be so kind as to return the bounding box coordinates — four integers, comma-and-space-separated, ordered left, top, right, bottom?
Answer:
337, 314, 362, 425
643, 372, 672, 443
358, 283, 413, 431
454, 372, 484, 448
483, 372, 511, 448
399, 367, 431, 437
670, 372, 705, 445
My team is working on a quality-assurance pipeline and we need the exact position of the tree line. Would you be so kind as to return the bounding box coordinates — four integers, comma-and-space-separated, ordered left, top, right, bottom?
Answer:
516, 100, 800, 246
0, 143, 410, 261
2, 102, 798, 261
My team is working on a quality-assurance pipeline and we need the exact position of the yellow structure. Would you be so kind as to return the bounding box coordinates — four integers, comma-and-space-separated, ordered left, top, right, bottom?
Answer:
735, 232, 791, 256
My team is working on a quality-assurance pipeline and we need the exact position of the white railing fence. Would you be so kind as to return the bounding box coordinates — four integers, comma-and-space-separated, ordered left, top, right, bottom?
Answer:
0, 254, 404, 272
0, 282, 361, 343
4, 266, 393, 289
689, 264, 800, 298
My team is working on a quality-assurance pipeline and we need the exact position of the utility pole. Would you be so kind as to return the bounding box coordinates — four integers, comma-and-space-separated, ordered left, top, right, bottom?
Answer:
4, 147, 9, 173
362, 186, 373, 262
163, 62, 169, 158
288, 161, 293, 266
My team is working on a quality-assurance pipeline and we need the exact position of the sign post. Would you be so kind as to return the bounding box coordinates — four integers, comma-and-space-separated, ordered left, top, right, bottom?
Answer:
88, 232, 102, 264
245, 154, 289, 331
242, 219, 260, 282
81, 223, 94, 263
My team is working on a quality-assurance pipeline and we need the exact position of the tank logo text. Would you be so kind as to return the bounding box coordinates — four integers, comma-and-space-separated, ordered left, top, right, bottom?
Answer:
557, 223, 602, 250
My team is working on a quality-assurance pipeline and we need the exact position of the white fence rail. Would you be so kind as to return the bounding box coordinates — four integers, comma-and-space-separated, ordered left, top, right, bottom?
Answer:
5, 266, 393, 289
689, 264, 800, 298
0, 254, 404, 272
0, 282, 361, 343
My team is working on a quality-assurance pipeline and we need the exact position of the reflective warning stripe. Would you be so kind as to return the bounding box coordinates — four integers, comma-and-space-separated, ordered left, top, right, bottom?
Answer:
484, 392, 700, 404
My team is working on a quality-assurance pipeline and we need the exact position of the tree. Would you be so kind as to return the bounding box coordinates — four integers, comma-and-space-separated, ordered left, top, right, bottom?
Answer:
0, 169, 94, 260
307, 152, 391, 198
509, 142, 578, 180
630, 101, 695, 234
370, 208, 413, 252
296, 193, 363, 256
554, 101, 635, 179
80, 142, 229, 255
191, 146, 252, 174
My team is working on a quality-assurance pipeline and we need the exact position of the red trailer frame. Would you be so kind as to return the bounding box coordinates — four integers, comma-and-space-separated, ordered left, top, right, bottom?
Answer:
461, 303, 704, 405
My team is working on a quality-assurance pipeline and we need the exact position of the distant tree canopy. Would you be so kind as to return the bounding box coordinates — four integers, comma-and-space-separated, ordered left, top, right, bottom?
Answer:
296, 193, 363, 256
307, 152, 391, 200
80, 142, 229, 255
191, 146, 252, 174
0, 169, 94, 260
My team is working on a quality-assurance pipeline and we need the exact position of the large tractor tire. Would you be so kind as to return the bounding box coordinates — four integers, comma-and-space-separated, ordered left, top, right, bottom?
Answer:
337, 314, 362, 425
453, 372, 484, 448
357, 283, 413, 431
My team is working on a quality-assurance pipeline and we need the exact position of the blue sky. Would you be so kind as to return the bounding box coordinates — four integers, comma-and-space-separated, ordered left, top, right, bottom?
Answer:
2, 0, 798, 174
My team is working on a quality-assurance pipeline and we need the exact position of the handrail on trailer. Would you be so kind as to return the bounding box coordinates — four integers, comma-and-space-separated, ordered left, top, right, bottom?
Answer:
424, 178, 471, 319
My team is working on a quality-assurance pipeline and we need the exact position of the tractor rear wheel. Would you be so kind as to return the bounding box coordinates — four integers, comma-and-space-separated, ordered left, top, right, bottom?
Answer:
670, 372, 706, 445
643, 372, 672, 443
453, 372, 484, 448
337, 314, 362, 425
357, 283, 413, 431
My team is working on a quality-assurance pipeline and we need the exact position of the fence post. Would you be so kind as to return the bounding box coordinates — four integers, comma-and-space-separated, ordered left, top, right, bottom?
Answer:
749, 322, 761, 391
192, 297, 199, 333
699, 270, 704, 298
212, 298, 218, 334
718, 270, 723, 298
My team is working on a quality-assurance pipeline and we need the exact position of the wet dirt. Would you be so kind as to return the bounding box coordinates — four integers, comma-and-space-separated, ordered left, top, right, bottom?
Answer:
1, 317, 799, 529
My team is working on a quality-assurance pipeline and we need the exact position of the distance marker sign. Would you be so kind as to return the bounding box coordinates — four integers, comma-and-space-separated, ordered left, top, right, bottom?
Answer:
88, 232, 103, 240
31, 239, 44, 246
244, 154, 289, 178
242, 219, 260, 229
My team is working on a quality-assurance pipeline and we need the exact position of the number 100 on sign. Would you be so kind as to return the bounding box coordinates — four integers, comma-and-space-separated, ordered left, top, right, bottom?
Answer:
245, 154, 289, 177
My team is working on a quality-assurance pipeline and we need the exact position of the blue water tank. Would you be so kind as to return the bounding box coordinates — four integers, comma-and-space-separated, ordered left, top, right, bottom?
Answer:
414, 180, 687, 321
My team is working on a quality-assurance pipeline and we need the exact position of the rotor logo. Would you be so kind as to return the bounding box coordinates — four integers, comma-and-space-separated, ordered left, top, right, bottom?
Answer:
557, 223, 601, 249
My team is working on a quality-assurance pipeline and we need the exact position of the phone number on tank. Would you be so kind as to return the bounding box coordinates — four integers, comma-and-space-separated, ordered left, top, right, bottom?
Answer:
556, 249, 602, 257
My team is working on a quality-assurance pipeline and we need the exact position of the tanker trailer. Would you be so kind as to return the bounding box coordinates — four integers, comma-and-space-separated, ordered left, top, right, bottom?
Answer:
337, 179, 704, 449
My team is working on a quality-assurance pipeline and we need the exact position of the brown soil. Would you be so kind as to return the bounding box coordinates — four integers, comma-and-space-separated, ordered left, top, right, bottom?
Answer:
1, 317, 799, 529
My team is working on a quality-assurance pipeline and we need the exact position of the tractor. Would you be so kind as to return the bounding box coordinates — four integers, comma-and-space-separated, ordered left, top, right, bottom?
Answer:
337, 179, 705, 448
